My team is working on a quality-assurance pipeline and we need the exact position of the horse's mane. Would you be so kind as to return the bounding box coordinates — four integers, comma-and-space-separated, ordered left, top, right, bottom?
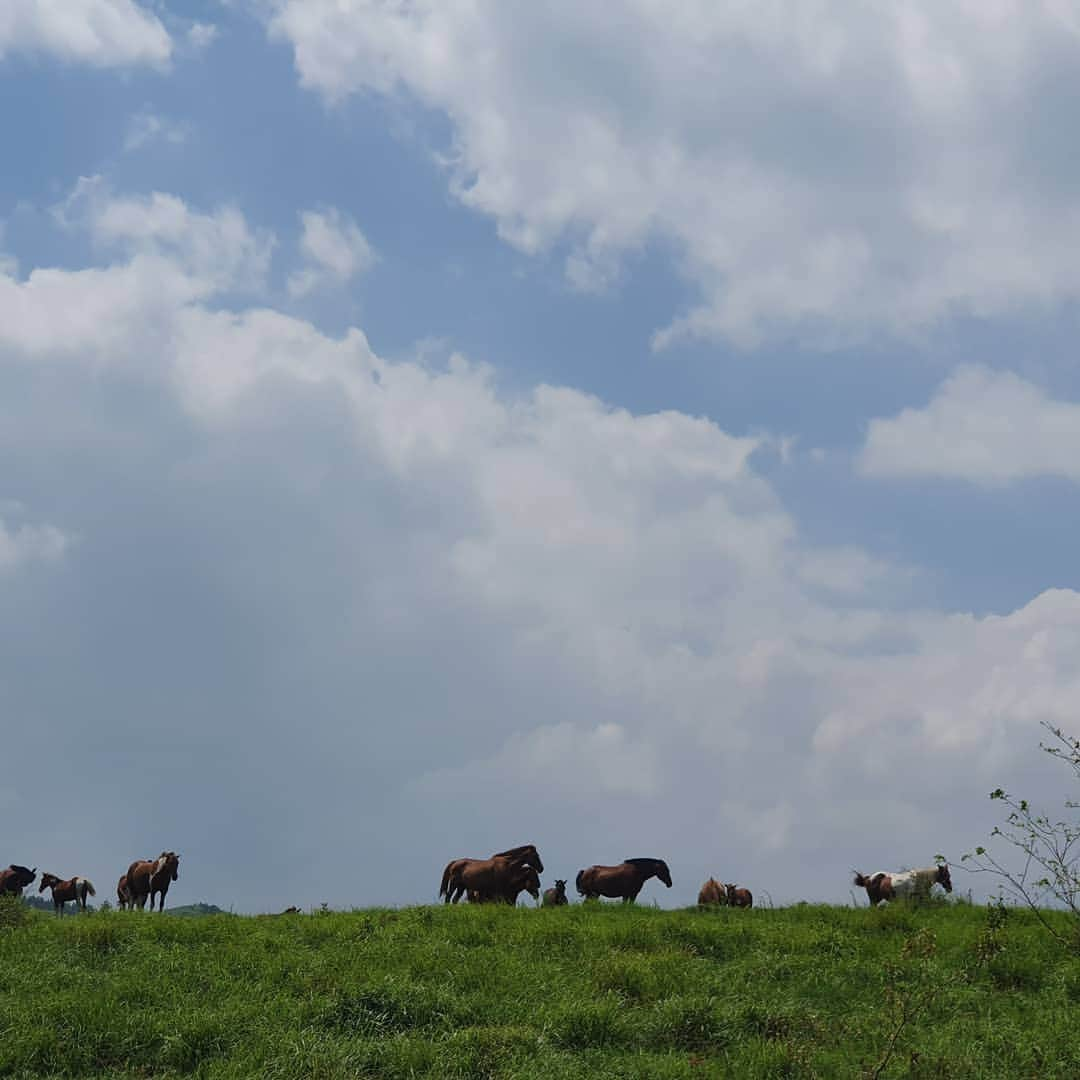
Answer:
8, 864, 32, 875
623, 857, 666, 868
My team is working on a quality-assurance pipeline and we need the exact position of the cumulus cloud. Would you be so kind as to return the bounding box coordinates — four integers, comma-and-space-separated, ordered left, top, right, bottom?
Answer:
288, 207, 376, 297
268, 1, 1080, 347
860, 366, 1080, 485
0, 515, 70, 572
4, 191, 1079, 909
0, 0, 171, 68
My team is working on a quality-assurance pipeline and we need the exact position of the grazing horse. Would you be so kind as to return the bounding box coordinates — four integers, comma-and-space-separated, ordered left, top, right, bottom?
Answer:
38, 873, 96, 915
543, 879, 568, 906
853, 864, 952, 906
726, 884, 753, 908
0, 864, 36, 897
439, 844, 543, 904
575, 858, 672, 903
126, 852, 180, 911
697, 877, 728, 906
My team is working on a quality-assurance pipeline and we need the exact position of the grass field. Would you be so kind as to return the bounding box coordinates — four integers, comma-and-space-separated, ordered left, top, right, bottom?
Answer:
1, 897, 1078, 1078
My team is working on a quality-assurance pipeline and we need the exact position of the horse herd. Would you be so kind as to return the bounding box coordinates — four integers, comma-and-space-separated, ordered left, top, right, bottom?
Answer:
0, 853, 180, 916
2, 847, 953, 914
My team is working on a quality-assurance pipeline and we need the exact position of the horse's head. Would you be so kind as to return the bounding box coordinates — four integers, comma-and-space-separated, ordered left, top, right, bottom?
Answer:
936, 863, 952, 893
163, 852, 180, 881
38, 873, 57, 892
10, 865, 36, 888
657, 860, 672, 888
553, 879, 567, 895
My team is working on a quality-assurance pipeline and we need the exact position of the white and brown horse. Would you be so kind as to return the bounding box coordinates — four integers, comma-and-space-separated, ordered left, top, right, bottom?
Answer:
0, 864, 36, 896
576, 858, 672, 902
126, 852, 180, 911
854, 864, 952, 906
39, 873, 96, 915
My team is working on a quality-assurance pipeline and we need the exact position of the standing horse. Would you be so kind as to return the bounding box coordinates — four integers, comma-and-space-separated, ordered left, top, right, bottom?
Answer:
126, 852, 180, 911
466, 865, 541, 905
444, 855, 534, 904
853, 864, 952, 906
0, 864, 36, 896
726, 884, 753, 908
576, 858, 672, 902
116, 874, 131, 910
543, 879, 568, 906
697, 877, 728, 906
38, 873, 96, 915
439, 844, 543, 904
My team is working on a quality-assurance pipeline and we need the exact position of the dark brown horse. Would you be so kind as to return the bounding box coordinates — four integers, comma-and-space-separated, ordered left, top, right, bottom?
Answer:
576, 858, 672, 902
126, 852, 180, 911
726, 884, 753, 908
543, 879, 568, 906
854, 864, 952, 906
38, 873, 96, 915
697, 877, 728, 906
444, 855, 537, 904
466, 864, 541, 905
0, 864, 36, 896
116, 874, 130, 910
439, 844, 543, 904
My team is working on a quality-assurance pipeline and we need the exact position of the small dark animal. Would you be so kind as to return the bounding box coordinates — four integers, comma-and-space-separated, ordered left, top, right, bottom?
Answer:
853, 864, 952, 906
126, 852, 180, 911
726, 884, 753, 908
0, 864, 36, 896
38, 873, 96, 915
697, 877, 728, 906
542, 879, 568, 906
575, 858, 672, 903
281, 906, 301, 915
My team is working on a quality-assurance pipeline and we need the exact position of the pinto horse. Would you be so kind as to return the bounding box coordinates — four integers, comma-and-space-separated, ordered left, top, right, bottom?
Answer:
126, 852, 180, 911
439, 844, 543, 904
697, 877, 728, 906
39, 873, 96, 915
726, 884, 753, 908
854, 863, 952, 906
576, 858, 672, 902
0, 864, 36, 896
543, 879, 568, 906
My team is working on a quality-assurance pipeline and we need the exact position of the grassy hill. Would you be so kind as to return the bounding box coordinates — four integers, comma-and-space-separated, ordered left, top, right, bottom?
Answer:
1, 898, 1077, 1077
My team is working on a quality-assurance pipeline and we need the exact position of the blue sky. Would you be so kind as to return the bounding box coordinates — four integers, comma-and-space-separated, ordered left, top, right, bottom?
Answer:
3, 0, 1080, 911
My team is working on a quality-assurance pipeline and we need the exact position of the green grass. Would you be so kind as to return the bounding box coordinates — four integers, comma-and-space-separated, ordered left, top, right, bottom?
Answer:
1, 898, 1078, 1077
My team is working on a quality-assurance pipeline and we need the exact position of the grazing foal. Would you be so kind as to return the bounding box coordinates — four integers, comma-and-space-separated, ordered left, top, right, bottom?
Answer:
726, 884, 753, 908
39, 873, 96, 915
543, 879, 568, 906
698, 878, 728, 906
853, 864, 952, 906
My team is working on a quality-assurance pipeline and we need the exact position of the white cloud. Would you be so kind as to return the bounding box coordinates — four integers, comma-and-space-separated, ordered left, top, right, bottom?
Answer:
0, 516, 70, 572
288, 207, 376, 297
0, 0, 171, 68
187, 22, 218, 51
4, 195, 1080, 906
269, 1, 1080, 347
860, 366, 1080, 485
124, 107, 187, 151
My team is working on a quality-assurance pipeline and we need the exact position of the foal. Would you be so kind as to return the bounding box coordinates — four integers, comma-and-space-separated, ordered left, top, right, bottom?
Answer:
726, 884, 753, 908
39, 873, 96, 915
697, 878, 728, 906
543, 879, 568, 906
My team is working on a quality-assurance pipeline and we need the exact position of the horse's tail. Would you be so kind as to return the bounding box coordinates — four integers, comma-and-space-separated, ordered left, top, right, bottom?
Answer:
82, 879, 96, 897
575, 869, 586, 896
853, 871, 868, 888
439, 862, 453, 899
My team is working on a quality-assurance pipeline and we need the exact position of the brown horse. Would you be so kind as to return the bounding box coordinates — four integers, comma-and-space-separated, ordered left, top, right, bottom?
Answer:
116, 874, 130, 910
126, 852, 180, 911
0, 864, 36, 896
576, 858, 672, 902
543, 879, 568, 906
466, 864, 542, 905
444, 855, 536, 904
854, 864, 952, 906
726, 884, 753, 908
439, 844, 543, 904
38, 873, 96, 915
697, 877, 728, 906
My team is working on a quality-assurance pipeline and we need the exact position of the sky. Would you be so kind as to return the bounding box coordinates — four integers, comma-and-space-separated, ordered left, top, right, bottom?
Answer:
3, 0, 1080, 913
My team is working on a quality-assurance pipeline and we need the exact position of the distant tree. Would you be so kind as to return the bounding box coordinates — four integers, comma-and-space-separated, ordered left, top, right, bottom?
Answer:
963, 721, 1080, 950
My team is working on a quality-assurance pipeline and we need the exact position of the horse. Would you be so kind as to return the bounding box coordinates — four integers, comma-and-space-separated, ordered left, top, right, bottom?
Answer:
726, 884, 753, 908
543, 879, 568, 906
126, 852, 180, 911
439, 844, 543, 903
0, 864, 36, 896
466, 864, 541, 905
444, 855, 536, 904
38, 873, 96, 915
116, 874, 130, 910
575, 858, 672, 902
697, 877, 728, 906
853, 863, 952, 906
